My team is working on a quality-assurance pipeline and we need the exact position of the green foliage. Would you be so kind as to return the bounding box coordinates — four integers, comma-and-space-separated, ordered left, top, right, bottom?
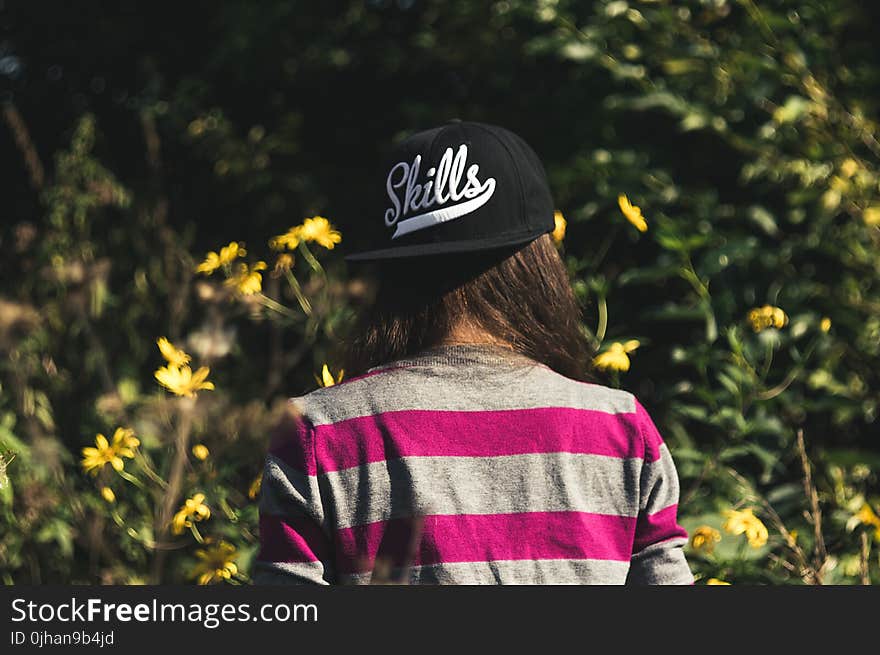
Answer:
1, 0, 878, 584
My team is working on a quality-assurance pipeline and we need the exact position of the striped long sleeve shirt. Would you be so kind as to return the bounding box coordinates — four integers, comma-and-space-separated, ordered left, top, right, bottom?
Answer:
253, 344, 693, 585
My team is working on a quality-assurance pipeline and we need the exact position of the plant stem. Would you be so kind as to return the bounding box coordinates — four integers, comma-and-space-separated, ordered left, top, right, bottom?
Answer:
135, 451, 168, 489
151, 397, 195, 582
117, 469, 147, 491
219, 497, 238, 522
859, 531, 870, 585
256, 293, 300, 319
2, 103, 45, 189
596, 294, 608, 345
190, 523, 205, 544
298, 242, 324, 275
680, 255, 717, 342
284, 269, 313, 315
756, 336, 819, 400
796, 429, 827, 578
590, 224, 620, 273
759, 339, 774, 380
111, 509, 160, 548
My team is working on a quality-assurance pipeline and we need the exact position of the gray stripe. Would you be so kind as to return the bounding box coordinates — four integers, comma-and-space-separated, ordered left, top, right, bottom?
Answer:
634, 536, 689, 555
263, 441, 676, 527
252, 560, 330, 585
627, 537, 693, 585
296, 363, 636, 426
259, 454, 326, 527
339, 558, 631, 585
321, 453, 644, 529
640, 444, 681, 514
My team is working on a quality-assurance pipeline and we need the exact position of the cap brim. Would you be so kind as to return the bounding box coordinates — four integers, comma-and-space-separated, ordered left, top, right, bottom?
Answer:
344, 227, 551, 262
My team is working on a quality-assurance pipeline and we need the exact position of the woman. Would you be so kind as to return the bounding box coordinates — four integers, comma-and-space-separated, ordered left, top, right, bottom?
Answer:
253, 121, 693, 584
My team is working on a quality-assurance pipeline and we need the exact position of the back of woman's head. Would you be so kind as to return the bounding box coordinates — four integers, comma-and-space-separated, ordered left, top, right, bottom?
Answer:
345, 234, 595, 381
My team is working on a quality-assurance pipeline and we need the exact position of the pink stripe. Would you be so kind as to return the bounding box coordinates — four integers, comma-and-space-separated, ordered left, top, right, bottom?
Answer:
334, 511, 636, 574
267, 411, 316, 475
257, 515, 331, 564
268, 367, 414, 475
634, 400, 665, 462
315, 407, 644, 473
632, 504, 687, 553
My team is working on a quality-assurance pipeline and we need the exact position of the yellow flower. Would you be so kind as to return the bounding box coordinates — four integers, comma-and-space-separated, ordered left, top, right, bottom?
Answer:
618, 194, 648, 232
746, 308, 766, 331
171, 493, 211, 535
81, 434, 118, 476
191, 444, 209, 461
723, 508, 769, 548
219, 242, 246, 263
81, 429, 137, 476
156, 337, 191, 367
298, 216, 342, 249
552, 211, 567, 244
190, 541, 238, 585
248, 472, 263, 500
269, 227, 301, 251
855, 503, 880, 526
592, 340, 640, 372
851, 503, 880, 539
111, 427, 140, 454
747, 305, 788, 332
820, 317, 832, 333
225, 261, 267, 296
271, 216, 342, 251
154, 364, 215, 398
840, 158, 859, 178
771, 307, 788, 328
863, 206, 880, 227
690, 525, 721, 554
100, 487, 116, 503
706, 578, 731, 585
195, 242, 246, 275
195, 251, 222, 275
273, 253, 294, 276
317, 364, 344, 387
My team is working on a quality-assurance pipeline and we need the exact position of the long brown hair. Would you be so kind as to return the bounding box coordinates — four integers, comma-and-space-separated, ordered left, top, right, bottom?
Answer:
344, 234, 595, 381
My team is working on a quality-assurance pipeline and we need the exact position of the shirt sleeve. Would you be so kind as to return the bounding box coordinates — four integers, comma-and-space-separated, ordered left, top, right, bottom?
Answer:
251, 402, 335, 585
626, 399, 694, 585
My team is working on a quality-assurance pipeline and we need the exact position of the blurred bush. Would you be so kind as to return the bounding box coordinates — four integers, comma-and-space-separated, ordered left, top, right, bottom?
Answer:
0, 0, 878, 584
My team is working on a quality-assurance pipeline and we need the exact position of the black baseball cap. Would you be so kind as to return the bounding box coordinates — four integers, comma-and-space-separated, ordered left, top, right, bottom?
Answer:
345, 120, 555, 261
